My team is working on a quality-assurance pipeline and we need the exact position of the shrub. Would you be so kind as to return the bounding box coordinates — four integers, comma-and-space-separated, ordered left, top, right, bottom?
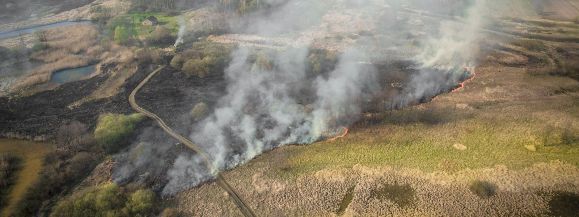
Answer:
135, 48, 166, 65
549, 191, 579, 217
176, 41, 232, 77
114, 26, 131, 45
126, 189, 155, 214
182, 58, 210, 78
190, 102, 208, 121
94, 113, 144, 153
50, 183, 157, 217
469, 180, 497, 198
14, 121, 102, 217
0, 154, 22, 209
370, 183, 415, 207
160, 208, 182, 217
146, 26, 175, 46
31, 42, 49, 52
170, 54, 185, 69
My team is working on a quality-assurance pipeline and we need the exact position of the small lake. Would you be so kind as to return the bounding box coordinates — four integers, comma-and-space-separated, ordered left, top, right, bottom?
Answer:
0, 21, 93, 40
50, 64, 96, 84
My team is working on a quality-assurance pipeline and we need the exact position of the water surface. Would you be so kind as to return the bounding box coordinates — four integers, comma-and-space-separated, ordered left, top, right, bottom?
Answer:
50, 64, 96, 84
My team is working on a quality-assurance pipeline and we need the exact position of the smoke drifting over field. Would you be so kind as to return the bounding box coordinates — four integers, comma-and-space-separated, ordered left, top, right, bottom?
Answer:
113, 0, 493, 195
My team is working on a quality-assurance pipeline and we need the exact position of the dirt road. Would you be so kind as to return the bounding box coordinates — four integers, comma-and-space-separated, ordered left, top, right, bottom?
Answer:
129, 66, 256, 217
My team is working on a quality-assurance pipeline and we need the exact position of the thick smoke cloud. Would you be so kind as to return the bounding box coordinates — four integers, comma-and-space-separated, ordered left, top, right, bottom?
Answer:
109, 0, 495, 195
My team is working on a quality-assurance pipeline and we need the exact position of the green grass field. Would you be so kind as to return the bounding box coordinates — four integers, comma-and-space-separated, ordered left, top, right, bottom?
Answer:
108, 12, 179, 43
282, 117, 578, 177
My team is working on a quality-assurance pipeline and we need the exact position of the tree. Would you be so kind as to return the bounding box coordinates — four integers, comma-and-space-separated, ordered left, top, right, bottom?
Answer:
170, 55, 184, 69
114, 26, 130, 45
182, 59, 209, 78
146, 26, 175, 46
190, 102, 208, 121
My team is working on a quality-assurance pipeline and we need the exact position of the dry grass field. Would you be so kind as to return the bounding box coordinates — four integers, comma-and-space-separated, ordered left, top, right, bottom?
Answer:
173, 48, 579, 216
10, 24, 102, 93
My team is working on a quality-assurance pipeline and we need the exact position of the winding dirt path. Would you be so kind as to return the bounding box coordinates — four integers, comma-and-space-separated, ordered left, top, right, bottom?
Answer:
129, 66, 256, 217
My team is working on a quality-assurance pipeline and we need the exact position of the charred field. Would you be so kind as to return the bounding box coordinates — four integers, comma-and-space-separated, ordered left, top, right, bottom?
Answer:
1, 0, 579, 217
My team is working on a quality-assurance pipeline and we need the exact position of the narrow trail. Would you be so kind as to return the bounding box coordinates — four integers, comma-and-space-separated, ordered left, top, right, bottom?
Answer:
129, 66, 257, 217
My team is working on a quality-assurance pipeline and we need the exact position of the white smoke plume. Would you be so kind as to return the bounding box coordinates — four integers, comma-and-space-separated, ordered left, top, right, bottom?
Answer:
119, 0, 497, 195
174, 16, 186, 47
393, 0, 490, 108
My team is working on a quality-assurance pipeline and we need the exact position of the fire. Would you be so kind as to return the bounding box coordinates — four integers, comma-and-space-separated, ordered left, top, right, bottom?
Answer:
451, 67, 476, 93
329, 127, 349, 141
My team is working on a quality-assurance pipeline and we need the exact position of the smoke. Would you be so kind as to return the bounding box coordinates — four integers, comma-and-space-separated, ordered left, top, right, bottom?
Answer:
174, 16, 186, 47
415, 0, 487, 69
109, 0, 497, 195
393, 0, 490, 108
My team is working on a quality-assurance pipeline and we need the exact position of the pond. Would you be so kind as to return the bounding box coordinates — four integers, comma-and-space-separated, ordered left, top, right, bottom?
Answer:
50, 64, 96, 84
0, 21, 93, 40
0, 139, 54, 217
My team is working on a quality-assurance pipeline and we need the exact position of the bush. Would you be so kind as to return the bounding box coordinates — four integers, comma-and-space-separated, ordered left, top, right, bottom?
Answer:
160, 208, 182, 217
190, 102, 208, 121
126, 189, 155, 214
50, 183, 157, 217
307, 49, 337, 75
135, 48, 166, 65
146, 26, 175, 46
170, 54, 185, 69
114, 26, 131, 45
0, 154, 22, 208
94, 113, 144, 153
549, 191, 579, 217
175, 42, 232, 77
469, 180, 497, 198
182, 58, 210, 78
14, 121, 102, 217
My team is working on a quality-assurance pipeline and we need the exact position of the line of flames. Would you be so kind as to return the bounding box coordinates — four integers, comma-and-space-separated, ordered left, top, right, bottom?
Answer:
329, 127, 349, 141
327, 68, 476, 141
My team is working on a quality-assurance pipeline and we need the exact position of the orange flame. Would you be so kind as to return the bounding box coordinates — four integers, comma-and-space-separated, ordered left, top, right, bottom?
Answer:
451, 67, 476, 93
329, 127, 349, 141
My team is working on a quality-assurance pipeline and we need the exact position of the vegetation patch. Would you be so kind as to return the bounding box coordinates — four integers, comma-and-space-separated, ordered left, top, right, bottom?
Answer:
108, 12, 178, 45
50, 183, 157, 217
173, 41, 232, 78
14, 121, 102, 217
284, 113, 579, 176
512, 39, 547, 52
469, 180, 497, 198
94, 113, 144, 153
336, 185, 356, 215
0, 154, 22, 209
548, 191, 579, 217
370, 183, 415, 208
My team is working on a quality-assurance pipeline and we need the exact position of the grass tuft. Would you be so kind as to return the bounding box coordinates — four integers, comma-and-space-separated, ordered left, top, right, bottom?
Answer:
469, 180, 497, 199
370, 183, 415, 207
548, 191, 579, 217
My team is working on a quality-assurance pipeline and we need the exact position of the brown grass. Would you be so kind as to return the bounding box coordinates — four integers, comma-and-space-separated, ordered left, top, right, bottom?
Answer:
9, 25, 102, 92
171, 57, 579, 216
0, 139, 54, 217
